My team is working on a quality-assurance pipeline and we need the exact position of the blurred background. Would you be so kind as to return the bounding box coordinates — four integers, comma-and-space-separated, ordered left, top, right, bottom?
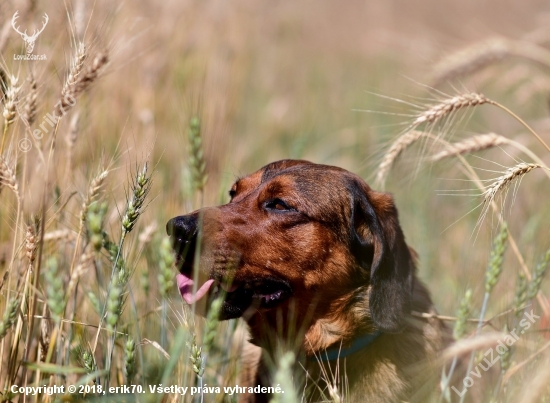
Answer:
2, 0, 550, 398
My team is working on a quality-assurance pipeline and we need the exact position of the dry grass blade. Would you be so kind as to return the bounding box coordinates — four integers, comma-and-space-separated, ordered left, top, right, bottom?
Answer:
430, 133, 508, 161
482, 162, 544, 206
140, 338, 170, 360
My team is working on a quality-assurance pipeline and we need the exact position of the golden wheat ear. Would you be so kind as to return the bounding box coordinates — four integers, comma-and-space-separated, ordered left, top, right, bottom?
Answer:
482, 163, 545, 206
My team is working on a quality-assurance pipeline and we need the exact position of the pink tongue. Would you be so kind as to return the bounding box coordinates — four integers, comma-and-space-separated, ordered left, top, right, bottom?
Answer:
177, 274, 215, 305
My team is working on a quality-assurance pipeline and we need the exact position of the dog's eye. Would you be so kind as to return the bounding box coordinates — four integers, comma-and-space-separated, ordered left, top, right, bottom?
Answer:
264, 198, 295, 212
229, 189, 236, 199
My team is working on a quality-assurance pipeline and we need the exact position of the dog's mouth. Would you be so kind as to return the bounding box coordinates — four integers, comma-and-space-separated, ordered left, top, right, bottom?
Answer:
176, 271, 292, 320
171, 234, 292, 319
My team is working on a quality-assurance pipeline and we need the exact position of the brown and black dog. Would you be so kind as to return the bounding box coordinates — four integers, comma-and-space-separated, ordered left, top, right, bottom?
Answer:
167, 160, 451, 402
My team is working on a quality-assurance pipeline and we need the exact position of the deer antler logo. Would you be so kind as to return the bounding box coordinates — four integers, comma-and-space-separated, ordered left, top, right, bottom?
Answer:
11, 11, 49, 55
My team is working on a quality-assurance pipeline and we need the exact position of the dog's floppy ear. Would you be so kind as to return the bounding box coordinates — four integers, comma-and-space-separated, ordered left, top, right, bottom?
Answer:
350, 179, 414, 333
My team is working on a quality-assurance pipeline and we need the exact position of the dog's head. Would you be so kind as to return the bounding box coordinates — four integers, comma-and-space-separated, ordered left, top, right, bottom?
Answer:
167, 160, 414, 347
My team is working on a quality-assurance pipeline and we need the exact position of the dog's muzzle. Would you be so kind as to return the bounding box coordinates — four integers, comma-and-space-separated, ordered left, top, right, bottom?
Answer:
166, 213, 292, 320
166, 214, 215, 304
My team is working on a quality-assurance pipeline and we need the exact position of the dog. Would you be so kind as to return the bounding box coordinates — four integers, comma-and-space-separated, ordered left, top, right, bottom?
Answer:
167, 160, 452, 402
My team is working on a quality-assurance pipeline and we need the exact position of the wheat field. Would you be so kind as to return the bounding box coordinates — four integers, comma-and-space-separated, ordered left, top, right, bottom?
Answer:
1, 1, 550, 402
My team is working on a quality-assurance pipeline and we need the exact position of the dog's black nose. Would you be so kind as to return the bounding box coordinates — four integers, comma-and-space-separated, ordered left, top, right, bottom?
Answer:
167, 214, 200, 275
166, 215, 198, 239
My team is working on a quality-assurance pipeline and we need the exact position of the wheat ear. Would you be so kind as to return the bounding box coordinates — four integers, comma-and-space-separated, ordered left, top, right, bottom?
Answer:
54, 51, 108, 117
376, 130, 426, 186
483, 163, 544, 206
63, 43, 87, 94
0, 156, 20, 202
25, 221, 39, 270
431, 133, 508, 161
377, 93, 492, 187
412, 93, 491, 127
188, 116, 208, 193
23, 74, 38, 126
80, 168, 109, 225
1, 75, 21, 154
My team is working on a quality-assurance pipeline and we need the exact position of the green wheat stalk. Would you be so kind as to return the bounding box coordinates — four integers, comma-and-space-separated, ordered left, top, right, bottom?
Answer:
439, 288, 472, 403
459, 224, 508, 403
188, 116, 208, 194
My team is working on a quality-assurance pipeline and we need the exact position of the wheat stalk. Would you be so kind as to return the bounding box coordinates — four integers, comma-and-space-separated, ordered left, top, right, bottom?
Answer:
2, 75, 20, 125
38, 305, 50, 362
483, 163, 543, 206
376, 91, 550, 187
45, 257, 66, 325
188, 116, 208, 193
1, 75, 21, 154
25, 222, 39, 268
73, 52, 108, 96
376, 130, 426, 186
430, 133, 508, 161
54, 51, 108, 117
23, 74, 38, 126
124, 337, 137, 383
80, 168, 109, 225
68, 167, 108, 282
0, 298, 19, 340
63, 43, 87, 94
121, 163, 152, 234
377, 93, 492, 187
0, 156, 20, 202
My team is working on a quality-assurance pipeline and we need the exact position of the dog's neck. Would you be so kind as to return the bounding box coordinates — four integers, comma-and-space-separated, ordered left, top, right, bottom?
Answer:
307, 330, 382, 362
248, 288, 376, 356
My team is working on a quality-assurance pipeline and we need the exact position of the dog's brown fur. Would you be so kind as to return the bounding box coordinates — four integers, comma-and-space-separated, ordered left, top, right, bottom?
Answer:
167, 160, 453, 402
